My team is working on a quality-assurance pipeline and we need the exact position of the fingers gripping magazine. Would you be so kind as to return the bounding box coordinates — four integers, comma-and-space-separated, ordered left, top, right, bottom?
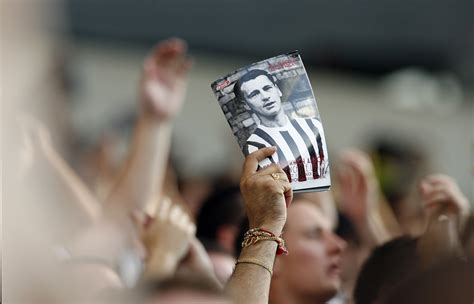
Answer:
211, 52, 330, 192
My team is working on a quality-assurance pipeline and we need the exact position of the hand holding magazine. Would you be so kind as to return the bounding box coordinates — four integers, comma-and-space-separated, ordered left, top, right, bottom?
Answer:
211, 52, 330, 192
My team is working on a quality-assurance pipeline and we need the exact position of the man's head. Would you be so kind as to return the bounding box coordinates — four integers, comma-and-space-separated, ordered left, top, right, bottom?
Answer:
233, 69, 283, 119
196, 186, 244, 254
270, 197, 347, 304
353, 236, 419, 304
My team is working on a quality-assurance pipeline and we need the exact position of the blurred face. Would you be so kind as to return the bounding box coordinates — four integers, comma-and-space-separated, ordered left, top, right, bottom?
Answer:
208, 252, 236, 285
278, 201, 346, 302
148, 290, 231, 304
240, 75, 283, 118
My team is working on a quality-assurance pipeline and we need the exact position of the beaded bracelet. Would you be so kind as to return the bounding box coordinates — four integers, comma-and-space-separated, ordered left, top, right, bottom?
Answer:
242, 228, 288, 255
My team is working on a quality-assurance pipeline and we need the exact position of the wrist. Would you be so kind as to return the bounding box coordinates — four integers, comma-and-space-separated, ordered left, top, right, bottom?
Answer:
145, 251, 178, 277
240, 238, 278, 256
139, 111, 172, 126
249, 222, 284, 236
242, 227, 288, 255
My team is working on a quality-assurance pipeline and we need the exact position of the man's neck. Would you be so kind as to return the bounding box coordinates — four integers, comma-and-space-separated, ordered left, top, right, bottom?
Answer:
260, 112, 288, 128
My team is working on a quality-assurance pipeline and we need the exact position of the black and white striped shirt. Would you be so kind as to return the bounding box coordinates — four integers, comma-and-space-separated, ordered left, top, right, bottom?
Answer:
245, 117, 328, 183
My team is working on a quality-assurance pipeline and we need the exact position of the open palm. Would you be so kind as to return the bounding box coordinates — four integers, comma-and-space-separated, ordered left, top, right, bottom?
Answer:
140, 38, 192, 120
337, 149, 380, 222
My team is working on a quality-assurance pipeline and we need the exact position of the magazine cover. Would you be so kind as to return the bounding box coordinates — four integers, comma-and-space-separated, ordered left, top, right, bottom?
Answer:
211, 51, 330, 192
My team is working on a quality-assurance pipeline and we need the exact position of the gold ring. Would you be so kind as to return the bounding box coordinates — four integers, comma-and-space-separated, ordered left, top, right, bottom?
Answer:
271, 172, 282, 180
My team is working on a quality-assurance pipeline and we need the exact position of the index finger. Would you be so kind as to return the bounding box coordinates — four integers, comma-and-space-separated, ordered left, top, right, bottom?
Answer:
242, 146, 277, 176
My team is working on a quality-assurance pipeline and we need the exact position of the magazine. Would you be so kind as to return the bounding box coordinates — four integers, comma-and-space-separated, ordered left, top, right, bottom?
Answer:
211, 51, 330, 192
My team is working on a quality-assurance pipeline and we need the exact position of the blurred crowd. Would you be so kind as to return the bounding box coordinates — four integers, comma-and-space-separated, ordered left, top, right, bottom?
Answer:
2, 3, 474, 304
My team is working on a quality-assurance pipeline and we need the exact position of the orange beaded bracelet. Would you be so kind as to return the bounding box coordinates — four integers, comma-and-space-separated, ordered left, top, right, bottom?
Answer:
242, 228, 288, 255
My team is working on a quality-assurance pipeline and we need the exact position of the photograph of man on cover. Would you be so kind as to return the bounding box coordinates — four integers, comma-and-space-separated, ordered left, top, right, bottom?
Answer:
233, 68, 328, 183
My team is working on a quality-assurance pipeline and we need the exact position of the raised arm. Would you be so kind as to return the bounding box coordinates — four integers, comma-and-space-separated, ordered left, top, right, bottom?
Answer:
419, 174, 470, 229
104, 38, 192, 218
417, 174, 471, 268
226, 147, 292, 304
141, 196, 195, 280
337, 149, 400, 247
19, 117, 101, 238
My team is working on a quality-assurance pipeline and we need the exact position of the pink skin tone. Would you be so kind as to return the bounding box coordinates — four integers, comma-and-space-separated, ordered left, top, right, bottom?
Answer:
271, 200, 347, 304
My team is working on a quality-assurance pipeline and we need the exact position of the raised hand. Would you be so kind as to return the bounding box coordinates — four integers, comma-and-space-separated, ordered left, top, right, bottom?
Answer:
141, 196, 196, 280
18, 115, 101, 232
240, 147, 292, 236
419, 174, 470, 224
140, 38, 192, 121
105, 39, 192, 217
337, 149, 380, 223
417, 174, 469, 268
336, 149, 399, 245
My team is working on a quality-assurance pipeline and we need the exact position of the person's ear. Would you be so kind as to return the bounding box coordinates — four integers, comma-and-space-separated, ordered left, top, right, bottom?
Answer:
277, 87, 282, 97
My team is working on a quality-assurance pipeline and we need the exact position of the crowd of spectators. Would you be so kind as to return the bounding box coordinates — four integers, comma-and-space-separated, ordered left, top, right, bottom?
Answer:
4, 36, 473, 304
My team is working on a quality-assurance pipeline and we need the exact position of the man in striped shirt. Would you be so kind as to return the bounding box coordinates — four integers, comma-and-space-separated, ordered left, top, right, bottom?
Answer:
234, 69, 328, 183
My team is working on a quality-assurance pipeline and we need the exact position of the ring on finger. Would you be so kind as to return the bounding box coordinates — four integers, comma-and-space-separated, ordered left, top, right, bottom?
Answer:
271, 172, 282, 181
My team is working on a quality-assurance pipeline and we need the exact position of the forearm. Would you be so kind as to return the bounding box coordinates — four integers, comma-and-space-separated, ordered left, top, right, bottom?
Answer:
351, 210, 390, 248
142, 251, 179, 281
226, 241, 277, 304
228, 147, 288, 303
366, 211, 392, 245
43, 145, 102, 222
106, 114, 172, 216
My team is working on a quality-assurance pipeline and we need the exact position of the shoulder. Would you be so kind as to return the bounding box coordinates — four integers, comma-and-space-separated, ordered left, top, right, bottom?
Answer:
309, 117, 323, 128
244, 136, 270, 155
246, 130, 261, 142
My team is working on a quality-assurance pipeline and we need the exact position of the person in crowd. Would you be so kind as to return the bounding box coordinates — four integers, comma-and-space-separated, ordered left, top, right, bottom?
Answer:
226, 146, 292, 303
104, 38, 192, 220
233, 151, 347, 304
6, 38, 197, 302
353, 173, 471, 304
268, 195, 347, 304
380, 257, 474, 304
197, 185, 245, 255
9, 27, 473, 304
368, 137, 428, 235
195, 185, 244, 284
353, 236, 420, 304
335, 149, 401, 300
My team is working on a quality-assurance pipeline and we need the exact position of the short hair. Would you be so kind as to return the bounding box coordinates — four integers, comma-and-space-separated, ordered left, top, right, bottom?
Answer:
196, 186, 244, 242
353, 236, 420, 304
233, 69, 277, 101
381, 258, 474, 304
